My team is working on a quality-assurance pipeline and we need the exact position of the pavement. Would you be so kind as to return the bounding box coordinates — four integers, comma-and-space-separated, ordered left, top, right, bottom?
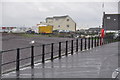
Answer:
2, 42, 119, 78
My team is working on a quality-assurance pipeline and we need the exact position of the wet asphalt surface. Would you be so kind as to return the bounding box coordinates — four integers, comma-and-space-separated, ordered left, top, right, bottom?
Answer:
2, 42, 119, 78
1, 34, 76, 73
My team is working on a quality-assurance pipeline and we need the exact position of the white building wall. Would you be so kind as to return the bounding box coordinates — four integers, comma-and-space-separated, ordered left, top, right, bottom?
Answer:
45, 16, 76, 31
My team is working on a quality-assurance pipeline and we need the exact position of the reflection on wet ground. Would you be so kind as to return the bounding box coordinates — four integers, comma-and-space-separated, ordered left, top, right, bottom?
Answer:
2, 42, 118, 78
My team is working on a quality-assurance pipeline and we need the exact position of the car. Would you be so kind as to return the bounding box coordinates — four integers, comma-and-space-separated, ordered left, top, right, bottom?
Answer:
26, 30, 35, 34
53, 30, 70, 33
113, 31, 120, 40
112, 67, 120, 79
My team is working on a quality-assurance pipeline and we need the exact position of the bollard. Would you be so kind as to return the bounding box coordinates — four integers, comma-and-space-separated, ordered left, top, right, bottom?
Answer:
31, 46, 34, 68
81, 38, 83, 51
76, 39, 78, 52
51, 43, 54, 61
16, 48, 20, 71
59, 42, 61, 58
42, 44, 45, 63
65, 41, 68, 56
71, 40, 73, 55
84, 38, 87, 50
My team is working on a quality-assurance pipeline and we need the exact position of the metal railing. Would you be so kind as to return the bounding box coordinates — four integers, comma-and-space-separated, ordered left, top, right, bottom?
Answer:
0, 36, 117, 77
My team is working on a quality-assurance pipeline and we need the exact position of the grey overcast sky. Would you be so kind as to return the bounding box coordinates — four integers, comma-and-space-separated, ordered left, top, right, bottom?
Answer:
0, 0, 119, 29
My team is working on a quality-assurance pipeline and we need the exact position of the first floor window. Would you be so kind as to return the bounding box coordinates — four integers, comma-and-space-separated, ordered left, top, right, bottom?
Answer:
67, 19, 69, 21
67, 25, 69, 27
107, 17, 110, 19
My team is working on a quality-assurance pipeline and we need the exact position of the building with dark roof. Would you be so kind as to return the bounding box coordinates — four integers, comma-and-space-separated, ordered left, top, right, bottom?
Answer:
102, 12, 120, 31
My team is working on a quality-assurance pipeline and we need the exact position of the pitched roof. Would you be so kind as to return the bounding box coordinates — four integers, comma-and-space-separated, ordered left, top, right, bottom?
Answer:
53, 15, 68, 18
46, 15, 68, 19
104, 14, 120, 15
46, 17, 53, 19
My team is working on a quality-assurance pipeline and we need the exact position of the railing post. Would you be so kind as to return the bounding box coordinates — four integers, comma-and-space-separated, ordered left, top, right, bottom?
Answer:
51, 43, 54, 61
16, 48, 20, 71
59, 42, 61, 58
71, 40, 73, 55
84, 38, 87, 50
94, 37, 96, 47
76, 39, 78, 52
91, 37, 93, 48
100, 37, 102, 45
99, 37, 101, 45
42, 44, 45, 63
81, 38, 83, 51
96, 37, 98, 46
0, 51, 2, 79
97, 37, 99, 46
88, 37, 90, 49
31, 46, 34, 68
65, 41, 68, 56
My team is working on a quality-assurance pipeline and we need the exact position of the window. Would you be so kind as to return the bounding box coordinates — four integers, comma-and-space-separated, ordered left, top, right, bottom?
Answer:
58, 25, 60, 27
107, 17, 110, 19
67, 19, 69, 21
114, 19, 116, 21
67, 25, 69, 27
